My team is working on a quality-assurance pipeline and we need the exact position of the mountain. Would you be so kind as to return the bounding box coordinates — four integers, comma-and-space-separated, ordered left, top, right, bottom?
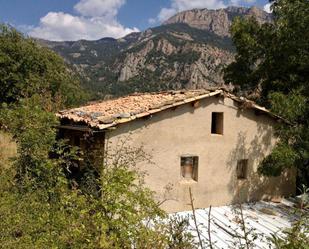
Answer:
164, 6, 272, 36
39, 6, 271, 98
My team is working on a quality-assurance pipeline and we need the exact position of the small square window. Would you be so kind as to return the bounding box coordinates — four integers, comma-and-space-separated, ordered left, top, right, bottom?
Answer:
211, 112, 224, 135
237, 159, 248, 179
181, 156, 198, 181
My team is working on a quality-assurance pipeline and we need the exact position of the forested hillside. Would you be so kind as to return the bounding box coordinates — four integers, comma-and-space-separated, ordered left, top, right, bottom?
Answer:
39, 6, 271, 98
0, 25, 88, 108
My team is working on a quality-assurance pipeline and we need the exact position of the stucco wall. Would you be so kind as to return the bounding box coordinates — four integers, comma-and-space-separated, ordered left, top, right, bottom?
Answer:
104, 96, 295, 213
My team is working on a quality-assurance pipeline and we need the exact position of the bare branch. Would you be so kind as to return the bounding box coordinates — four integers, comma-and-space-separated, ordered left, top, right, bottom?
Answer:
208, 205, 213, 249
189, 187, 203, 248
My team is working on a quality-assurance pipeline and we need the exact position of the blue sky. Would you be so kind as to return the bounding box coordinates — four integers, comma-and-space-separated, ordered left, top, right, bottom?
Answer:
0, 0, 270, 41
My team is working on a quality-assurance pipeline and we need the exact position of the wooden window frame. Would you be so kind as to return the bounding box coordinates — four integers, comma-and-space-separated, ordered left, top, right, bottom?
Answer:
181, 155, 199, 182
237, 159, 248, 179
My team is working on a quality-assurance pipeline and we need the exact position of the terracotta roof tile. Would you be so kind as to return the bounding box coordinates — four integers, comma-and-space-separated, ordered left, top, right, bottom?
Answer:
57, 88, 282, 130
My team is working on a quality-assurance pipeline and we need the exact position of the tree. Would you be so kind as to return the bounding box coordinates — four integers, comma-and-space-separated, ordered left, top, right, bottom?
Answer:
0, 24, 88, 109
0, 100, 195, 248
0, 24, 195, 248
224, 0, 309, 186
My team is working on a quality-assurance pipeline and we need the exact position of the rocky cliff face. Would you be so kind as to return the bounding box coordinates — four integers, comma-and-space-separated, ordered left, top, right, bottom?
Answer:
40, 6, 271, 97
164, 6, 272, 37
115, 31, 234, 87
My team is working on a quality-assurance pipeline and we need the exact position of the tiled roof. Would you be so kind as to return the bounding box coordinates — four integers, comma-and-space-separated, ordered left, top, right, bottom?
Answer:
57, 88, 281, 130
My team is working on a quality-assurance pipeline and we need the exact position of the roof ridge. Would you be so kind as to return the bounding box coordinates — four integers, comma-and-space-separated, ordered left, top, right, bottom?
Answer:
58, 88, 284, 130
61, 88, 225, 111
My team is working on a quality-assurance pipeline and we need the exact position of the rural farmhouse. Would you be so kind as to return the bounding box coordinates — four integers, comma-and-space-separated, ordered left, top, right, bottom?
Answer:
57, 89, 295, 212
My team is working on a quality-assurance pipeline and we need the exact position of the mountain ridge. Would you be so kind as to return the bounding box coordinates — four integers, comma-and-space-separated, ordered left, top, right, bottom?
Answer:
163, 6, 272, 36
38, 6, 271, 98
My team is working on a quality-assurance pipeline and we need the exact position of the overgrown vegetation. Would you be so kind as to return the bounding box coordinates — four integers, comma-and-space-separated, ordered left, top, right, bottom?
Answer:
0, 106, 196, 248
223, 1, 309, 247
224, 0, 309, 187
1, 1, 308, 246
0, 101, 196, 248
0, 25, 88, 108
0, 25, 196, 248
269, 212, 309, 249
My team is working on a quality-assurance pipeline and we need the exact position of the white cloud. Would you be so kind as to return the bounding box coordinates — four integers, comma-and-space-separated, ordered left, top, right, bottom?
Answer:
158, 8, 178, 22
157, 0, 226, 22
16, 24, 35, 34
171, 0, 226, 10
229, 0, 256, 6
28, 0, 138, 41
263, 2, 273, 13
148, 18, 157, 25
74, 0, 125, 18
230, 0, 240, 5
242, 0, 256, 3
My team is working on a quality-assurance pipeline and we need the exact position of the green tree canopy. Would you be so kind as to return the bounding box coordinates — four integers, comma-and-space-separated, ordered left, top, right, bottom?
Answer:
0, 103, 196, 248
0, 24, 195, 247
0, 25, 87, 108
224, 0, 309, 185
224, 0, 309, 99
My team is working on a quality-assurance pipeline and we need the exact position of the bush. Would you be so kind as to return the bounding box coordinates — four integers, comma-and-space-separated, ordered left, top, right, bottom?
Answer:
0, 100, 195, 248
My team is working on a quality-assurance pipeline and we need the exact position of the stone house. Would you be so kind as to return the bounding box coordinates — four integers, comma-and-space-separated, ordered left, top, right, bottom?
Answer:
57, 89, 295, 213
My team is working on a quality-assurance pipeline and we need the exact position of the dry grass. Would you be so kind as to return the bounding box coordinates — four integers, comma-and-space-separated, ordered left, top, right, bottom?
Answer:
0, 131, 17, 168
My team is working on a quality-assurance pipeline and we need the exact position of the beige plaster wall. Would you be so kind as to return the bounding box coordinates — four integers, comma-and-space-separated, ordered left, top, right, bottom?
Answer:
105, 96, 295, 213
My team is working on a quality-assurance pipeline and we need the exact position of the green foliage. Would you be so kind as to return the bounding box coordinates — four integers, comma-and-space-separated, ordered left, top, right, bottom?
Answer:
0, 131, 16, 168
268, 213, 309, 249
167, 50, 200, 65
0, 21, 196, 248
0, 97, 58, 185
225, 0, 309, 97
224, 16, 269, 93
165, 216, 197, 249
258, 143, 298, 176
268, 90, 307, 122
269, 185, 309, 248
151, 23, 234, 51
107, 76, 171, 96
224, 0, 309, 183
0, 100, 195, 248
48, 22, 235, 98
0, 24, 88, 108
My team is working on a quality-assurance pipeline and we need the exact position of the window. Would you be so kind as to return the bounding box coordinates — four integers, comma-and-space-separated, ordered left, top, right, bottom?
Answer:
237, 159, 248, 179
181, 156, 198, 181
211, 112, 224, 135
